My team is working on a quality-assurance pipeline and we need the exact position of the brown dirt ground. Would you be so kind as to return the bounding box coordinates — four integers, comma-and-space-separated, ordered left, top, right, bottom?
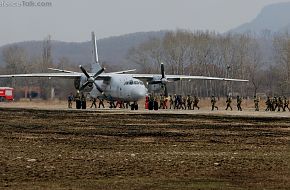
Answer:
0, 100, 290, 190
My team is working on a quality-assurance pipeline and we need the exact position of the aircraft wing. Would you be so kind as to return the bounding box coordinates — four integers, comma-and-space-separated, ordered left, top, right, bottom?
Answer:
0, 73, 82, 79
109, 69, 136, 74
131, 74, 248, 82
0, 72, 114, 80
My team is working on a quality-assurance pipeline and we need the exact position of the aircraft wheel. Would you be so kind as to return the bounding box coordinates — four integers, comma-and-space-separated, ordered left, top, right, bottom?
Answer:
134, 104, 138, 110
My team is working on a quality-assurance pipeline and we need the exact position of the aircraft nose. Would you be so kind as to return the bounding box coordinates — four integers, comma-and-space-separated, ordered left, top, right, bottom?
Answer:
131, 87, 147, 100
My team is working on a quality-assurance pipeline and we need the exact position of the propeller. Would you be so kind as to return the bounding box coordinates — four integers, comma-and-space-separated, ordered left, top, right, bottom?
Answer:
160, 63, 168, 97
148, 63, 168, 97
79, 65, 106, 97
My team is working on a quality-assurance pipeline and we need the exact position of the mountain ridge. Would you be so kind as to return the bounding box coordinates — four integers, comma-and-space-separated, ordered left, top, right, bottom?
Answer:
0, 31, 167, 71
229, 2, 290, 34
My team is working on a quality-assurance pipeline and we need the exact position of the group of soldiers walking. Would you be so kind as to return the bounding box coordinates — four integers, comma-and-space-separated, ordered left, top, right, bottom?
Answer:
265, 96, 290, 112
67, 91, 131, 109
68, 91, 290, 112
148, 94, 200, 110
222, 95, 243, 111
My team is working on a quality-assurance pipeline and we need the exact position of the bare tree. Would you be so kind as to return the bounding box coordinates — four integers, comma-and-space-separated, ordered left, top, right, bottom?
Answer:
40, 35, 53, 99
273, 32, 290, 95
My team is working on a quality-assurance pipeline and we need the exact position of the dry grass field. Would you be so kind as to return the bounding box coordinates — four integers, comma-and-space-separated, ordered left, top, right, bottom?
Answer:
0, 100, 290, 189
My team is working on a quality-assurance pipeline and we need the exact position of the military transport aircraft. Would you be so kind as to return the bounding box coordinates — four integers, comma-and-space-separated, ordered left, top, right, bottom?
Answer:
0, 32, 248, 109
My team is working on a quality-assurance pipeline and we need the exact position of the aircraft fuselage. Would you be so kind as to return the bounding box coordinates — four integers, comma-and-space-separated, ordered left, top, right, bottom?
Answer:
88, 74, 147, 102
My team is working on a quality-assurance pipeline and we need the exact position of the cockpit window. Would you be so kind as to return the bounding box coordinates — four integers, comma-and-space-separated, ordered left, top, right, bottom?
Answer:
124, 80, 144, 85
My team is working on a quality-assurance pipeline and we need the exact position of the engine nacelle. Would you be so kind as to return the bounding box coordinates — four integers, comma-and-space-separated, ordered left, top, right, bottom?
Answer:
147, 75, 168, 94
74, 76, 93, 92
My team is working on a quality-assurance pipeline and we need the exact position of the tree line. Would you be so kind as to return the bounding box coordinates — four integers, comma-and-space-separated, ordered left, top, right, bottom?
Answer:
127, 29, 290, 98
0, 36, 78, 100
1, 30, 290, 99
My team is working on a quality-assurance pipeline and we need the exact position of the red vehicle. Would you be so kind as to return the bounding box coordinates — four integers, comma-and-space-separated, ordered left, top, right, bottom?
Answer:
0, 87, 14, 101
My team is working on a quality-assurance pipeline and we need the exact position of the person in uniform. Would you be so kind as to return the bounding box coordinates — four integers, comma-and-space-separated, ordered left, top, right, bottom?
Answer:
124, 101, 130, 109
98, 97, 105, 108
254, 96, 259, 111
225, 95, 233, 111
148, 94, 154, 110
74, 91, 81, 109
181, 95, 187, 110
192, 96, 200, 110
107, 95, 115, 108
159, 94, 165, 109
277, 96, 283, 112
272, 96, 278, 111
67, 93, 74, 108
81, 93, 86, 109
169, 95, 173, 109
186, 95, 192, 110
154, 96, 159, 110
283, 96, 290, 111
90, 97, 97, 108
237, 95, 242, 111
174, 94, 181, 109
265, 96, 272, 111
164, 96, 168, 109
211, 95, 218, 111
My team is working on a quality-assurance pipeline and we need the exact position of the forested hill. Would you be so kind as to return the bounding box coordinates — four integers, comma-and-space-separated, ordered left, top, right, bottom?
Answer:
0, 31, 166, 71
229, 2, 290, 34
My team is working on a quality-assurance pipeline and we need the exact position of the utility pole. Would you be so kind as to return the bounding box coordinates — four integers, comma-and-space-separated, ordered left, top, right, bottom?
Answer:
226, 65, 231, 96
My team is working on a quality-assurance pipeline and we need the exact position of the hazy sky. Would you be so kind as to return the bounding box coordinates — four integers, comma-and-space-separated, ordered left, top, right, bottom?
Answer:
0, 0, 289, 45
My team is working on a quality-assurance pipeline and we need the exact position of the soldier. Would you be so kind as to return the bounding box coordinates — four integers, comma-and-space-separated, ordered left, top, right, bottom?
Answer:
237, 95, 242, 111
272, 97, 278, 111
75, 91, 81, 109
211, 95, 218, 111
98, 97, 105, 108
154, 96, 159, 110
186, 95, 192, 110
90, 97, 97, 108
159, 94, 165, 109
148, 94, 154, 110
283, 96, 290, 111
81, 93, 86, 109
265, 96, 272, 111
181, 95, 187, 110
174, 95, 181, 109
173, 95, 178, 109
164, 96, 168, 109
277, 96, 283, 112
124, 101, 130, 109
192, 96, 200, 110
254, 96, 259, 111
225, 95, 233, 111
67, 93, 74, 108
107, 95, 115, 108
169, 95, 173, 109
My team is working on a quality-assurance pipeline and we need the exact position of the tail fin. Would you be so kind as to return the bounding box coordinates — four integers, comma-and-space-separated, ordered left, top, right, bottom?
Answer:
91, 32, 102, 73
